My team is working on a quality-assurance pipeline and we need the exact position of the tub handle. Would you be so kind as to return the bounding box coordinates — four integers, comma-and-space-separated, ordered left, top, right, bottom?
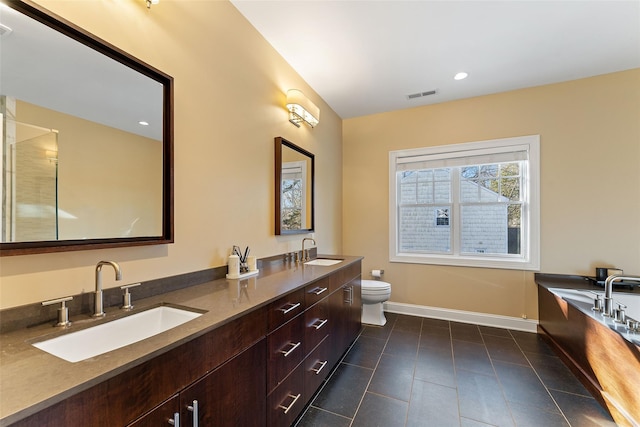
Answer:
588, 291, 602, 312
614, 302, 627, 324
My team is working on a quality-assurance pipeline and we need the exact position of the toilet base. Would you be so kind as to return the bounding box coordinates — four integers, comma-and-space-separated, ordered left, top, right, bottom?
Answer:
362, 302, 387, 326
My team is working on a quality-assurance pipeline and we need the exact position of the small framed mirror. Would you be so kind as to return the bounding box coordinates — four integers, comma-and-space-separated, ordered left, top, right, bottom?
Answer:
275, 137, 314, 235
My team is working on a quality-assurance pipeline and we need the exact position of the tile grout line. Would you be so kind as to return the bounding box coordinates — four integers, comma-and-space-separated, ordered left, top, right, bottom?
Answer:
446, 321, 466, 427
347, 316, 397, 427
479, 324, 520, 427
509, 330, 573, 426
401, 317, 423, 427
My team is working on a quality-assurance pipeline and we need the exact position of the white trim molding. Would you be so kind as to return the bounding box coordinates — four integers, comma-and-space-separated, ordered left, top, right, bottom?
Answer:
384, 301, 538, 333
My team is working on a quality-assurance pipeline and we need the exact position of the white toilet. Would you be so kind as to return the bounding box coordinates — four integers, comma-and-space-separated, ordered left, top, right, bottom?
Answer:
361, 279, 392, 326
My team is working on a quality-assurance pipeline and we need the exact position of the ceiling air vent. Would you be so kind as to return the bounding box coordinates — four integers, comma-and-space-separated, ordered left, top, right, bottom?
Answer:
407, 90, 436, 100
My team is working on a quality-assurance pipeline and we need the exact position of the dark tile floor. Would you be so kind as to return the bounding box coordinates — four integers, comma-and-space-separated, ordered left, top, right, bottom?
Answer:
295, 313, 616, 427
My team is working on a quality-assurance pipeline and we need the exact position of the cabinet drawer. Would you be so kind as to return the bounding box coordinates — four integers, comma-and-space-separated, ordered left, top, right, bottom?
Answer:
267, 363, 305, 427
304, 336, 332, 402
304, 297, 329, 355
269, 288, 305, 332
268, 315, 304, 392
305, 277, 330, 308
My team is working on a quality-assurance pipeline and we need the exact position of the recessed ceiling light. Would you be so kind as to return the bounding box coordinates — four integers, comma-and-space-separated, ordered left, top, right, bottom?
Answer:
138, 121, 149, 126
454, 72, 468, 81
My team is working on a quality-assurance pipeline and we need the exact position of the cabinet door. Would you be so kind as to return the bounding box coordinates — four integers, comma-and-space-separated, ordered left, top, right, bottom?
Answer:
346, 276, 362, 344
180, 339, 266, 427
329, 277, 362, 367
328, 286, 349, 367
127, 395, 179, 427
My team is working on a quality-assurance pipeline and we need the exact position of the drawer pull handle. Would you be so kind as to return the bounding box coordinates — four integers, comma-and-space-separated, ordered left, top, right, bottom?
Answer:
313, 319, 328, 330
278, 302, 301, 314
278, 393, 301, 414
344, 286, 353, 304
187, 400, 198, 427
168, 412, 179, 426
311, 360, 328, 375
279, 341, 301, 357
310, 287, 327, 296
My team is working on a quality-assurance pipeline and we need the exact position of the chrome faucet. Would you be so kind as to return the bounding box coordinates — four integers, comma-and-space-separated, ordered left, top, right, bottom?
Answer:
603, 275, 640, 317
301, 237, 316, 262
93, 261, 122, 317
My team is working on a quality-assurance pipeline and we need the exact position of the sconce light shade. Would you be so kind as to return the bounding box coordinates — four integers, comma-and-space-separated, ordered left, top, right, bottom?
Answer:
286, 89, 320, 128
45, 150, 58, 162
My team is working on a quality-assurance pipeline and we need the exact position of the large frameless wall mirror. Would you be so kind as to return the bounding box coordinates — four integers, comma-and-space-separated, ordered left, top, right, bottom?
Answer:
275, 137, 314, 235
0, 0, 174, 256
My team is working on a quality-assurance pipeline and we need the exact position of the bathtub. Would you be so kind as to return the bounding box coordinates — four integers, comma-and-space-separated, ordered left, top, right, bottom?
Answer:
548, 288, 640, 346
539, 286, 640, 425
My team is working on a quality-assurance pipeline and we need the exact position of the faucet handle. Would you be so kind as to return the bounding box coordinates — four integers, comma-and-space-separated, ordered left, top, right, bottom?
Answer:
42, 296, 73, 327
588, 291, 603, 312
120, 283, 141, 310
614, 302, 627, 324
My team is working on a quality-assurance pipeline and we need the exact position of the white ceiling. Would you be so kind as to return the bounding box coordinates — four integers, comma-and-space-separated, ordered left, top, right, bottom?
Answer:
230, 0, 640, 119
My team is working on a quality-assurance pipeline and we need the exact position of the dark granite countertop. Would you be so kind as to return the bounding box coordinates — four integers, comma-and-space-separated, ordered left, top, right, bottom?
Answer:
0, 255, 362, 426
535, 273, 640, 294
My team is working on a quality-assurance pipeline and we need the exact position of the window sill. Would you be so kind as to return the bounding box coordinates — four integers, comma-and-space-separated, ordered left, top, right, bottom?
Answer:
390, 253, 540, 271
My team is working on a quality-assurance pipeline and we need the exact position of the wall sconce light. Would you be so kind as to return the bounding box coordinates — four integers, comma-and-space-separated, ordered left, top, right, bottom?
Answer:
286, 89, 319, 128
146, 0, 159, 8
45, 150, 58, 163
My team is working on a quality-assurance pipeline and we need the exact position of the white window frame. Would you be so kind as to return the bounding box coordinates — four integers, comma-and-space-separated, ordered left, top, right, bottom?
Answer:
389, 135, 540, 271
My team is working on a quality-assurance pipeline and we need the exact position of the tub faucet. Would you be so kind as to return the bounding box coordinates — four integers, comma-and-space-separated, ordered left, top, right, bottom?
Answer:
301, 237, 316, 262
603, 275, 640, 317
93, 261, 122, 317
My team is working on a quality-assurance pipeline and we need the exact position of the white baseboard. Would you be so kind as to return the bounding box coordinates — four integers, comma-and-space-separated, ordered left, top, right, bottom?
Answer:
384, 301, 538, 333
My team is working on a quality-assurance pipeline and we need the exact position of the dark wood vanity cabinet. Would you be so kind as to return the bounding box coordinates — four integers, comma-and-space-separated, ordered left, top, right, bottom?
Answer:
8, 260, 361, 427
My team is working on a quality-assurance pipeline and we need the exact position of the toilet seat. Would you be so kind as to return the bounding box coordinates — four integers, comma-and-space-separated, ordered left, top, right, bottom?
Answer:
361, 280, 391, 294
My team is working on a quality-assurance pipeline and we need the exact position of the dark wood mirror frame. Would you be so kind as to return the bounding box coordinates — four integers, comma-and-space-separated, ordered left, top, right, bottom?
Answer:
275, 137, 314, 235
0, 0, 174, 256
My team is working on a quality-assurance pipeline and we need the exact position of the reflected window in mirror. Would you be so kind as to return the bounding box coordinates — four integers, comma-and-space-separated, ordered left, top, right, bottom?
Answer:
275, 137, 314, 235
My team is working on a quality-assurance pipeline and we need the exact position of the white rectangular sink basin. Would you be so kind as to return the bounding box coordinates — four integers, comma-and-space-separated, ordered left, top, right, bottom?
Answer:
33, 306, 203, 362
304, 258, 343, 266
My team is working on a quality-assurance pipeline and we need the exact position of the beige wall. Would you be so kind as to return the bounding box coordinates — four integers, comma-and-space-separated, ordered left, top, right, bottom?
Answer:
0, 0, 343, 309
343, 69, 640, 320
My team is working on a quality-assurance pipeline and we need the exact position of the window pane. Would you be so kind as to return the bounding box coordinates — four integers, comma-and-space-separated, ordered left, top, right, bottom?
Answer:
461, 166, 478, 179
416, 180, 433, 204
399, 171, 416, 204
480, 179, 499, 201
508, 204, 521, 254
460, 204, 508, 254
399, 206, 450, 253
500, 177, 520, 200
433, 179, 450, 203
501, 163, 520, 176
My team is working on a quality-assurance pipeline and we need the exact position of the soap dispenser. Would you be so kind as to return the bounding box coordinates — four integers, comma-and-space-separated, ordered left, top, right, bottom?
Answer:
228, 251, 240, 278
